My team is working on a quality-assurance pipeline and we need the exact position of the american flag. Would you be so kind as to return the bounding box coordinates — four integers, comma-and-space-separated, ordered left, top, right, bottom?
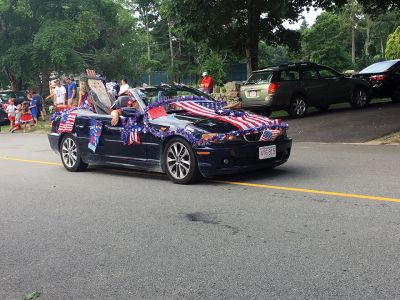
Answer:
174, 101, 277, 130
86, 69, 96, 77
259, 129, 281, 142
88, 119, 102, 152
58, 113, 77, 133
196, 101, 225, 111
128, 130, 141, 145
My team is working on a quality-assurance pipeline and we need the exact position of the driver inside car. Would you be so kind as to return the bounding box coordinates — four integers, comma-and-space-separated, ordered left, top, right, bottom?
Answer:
111, 97, 140, 126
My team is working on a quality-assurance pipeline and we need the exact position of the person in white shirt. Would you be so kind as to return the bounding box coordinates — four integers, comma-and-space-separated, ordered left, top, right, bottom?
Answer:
119, 79, 130, 96
5, 98, 17, 131
46, 79, 66, 109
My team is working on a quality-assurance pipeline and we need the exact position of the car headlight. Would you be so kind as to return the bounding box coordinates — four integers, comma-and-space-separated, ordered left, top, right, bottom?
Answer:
201, 133, 244, 143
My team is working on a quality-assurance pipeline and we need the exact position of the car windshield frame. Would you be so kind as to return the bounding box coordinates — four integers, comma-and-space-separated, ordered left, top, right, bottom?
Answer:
135, 85, 214, 108
359, 61, 399, 74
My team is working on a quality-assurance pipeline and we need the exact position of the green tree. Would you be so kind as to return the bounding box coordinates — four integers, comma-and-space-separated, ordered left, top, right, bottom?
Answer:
161, 0, 348, 76
302, 12, 352, 71
385, 26, 400, 59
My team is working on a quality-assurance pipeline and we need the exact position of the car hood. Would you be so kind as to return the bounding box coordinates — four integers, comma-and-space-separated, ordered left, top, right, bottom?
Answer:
150, 111, 237, 133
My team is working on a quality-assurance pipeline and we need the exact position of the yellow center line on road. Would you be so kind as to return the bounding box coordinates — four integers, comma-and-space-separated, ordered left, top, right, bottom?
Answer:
0, 156, 62, 166
1, 155, 399, 203
215, 180, 400, 203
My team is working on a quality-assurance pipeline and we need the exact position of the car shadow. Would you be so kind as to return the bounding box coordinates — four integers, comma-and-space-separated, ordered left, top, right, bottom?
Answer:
279, 99, 398, 121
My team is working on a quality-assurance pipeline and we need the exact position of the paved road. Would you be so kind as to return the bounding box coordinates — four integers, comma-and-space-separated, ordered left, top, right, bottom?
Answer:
285, 100, 400, 143
1, 134, 400, 299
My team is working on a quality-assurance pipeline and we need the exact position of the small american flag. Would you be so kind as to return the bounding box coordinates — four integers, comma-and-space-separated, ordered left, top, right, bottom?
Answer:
259, 129, 280, 142
86, 69, 96, 77
58, 113, 77, 133
128, 130, 141, 145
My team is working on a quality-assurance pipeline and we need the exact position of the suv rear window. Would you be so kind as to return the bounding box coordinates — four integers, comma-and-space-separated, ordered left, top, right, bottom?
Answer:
359, 61, 398, 73
246, 71, 273, 85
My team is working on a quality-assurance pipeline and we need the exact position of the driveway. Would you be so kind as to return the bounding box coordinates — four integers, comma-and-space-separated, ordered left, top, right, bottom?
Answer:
285, 101, 400, 143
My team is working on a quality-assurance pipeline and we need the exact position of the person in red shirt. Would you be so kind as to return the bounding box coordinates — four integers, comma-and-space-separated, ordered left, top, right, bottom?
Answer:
200, 71, 214, 94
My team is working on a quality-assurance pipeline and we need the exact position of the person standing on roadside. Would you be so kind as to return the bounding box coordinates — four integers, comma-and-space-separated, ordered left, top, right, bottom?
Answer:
29, 86, 44, 125
200, 71, 214, 94
118, 79, 130, 96
50, 79, 67, 110
65, 76, 77, 106
6, 98, 16, 131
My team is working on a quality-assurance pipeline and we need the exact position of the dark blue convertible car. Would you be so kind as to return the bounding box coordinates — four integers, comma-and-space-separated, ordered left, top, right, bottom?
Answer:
48, 77, 292, 184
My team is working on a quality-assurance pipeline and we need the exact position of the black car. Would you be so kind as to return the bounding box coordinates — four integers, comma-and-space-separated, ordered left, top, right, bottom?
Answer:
48, 78, 292, 184
0, 105, 8, 125
240, 62, 372, 117
352, 60, 400, 102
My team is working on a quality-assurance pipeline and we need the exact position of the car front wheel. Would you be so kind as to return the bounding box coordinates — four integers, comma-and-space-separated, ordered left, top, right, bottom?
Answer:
351, 88, 368, 108
163, 137, 199, 184
288, 95, 308, 117
60, 134, 88, 172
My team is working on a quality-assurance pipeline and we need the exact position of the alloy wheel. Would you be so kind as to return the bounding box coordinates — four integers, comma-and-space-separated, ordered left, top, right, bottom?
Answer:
61, 137, 78, 168
166, 141, 191, 180
292, 98, 307, 116
355, 89, 367, 107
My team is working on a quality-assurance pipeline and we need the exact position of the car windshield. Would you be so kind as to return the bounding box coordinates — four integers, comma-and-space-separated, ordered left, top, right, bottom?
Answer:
359, 61, 398, 73
246, 71, 273, 85
137, 86, 213, 106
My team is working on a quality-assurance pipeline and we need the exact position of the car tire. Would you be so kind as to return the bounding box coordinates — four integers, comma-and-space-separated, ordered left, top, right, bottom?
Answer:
60, 134, 88, 172
163, 137, 199, 184
288, 95, 308, 117
391, 86, 400, 103
350, 87, 369, 108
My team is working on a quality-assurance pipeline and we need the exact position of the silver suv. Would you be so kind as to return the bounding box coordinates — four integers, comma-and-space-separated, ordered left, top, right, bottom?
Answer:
239, 62, 371, 117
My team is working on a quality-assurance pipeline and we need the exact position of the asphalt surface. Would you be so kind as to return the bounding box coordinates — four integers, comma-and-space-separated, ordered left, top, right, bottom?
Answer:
1, 133, 400, 299
286, 100, 400, 143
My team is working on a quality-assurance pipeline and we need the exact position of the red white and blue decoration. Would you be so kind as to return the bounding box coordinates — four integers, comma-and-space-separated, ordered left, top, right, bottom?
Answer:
52, 93, 289, 149
57, 112, 77, 133
88, 119, 103, 152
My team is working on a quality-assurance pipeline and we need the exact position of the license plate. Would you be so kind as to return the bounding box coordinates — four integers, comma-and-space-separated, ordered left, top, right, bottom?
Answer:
259, 145, 276, 160
249, 90, 257, 97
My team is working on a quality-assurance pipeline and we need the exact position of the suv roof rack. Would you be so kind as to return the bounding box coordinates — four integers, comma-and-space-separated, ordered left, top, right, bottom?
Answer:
279, 62, 317, 67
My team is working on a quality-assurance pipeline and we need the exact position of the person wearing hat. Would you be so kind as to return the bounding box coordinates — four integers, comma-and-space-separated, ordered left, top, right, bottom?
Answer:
200, 71, 214, 94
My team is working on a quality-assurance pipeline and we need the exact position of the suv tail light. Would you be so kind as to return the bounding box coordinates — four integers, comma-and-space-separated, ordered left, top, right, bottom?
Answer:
370, 74, 387, 81
268, 82, 281, 95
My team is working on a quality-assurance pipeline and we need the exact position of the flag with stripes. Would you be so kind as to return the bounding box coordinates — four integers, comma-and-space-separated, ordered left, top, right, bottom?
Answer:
173, 101, 277, 130
86, 69, 96, 77
128, 130, 141, 145
259, 129, 281, 142
88, 119, 102, 152
57, 113, 77, 133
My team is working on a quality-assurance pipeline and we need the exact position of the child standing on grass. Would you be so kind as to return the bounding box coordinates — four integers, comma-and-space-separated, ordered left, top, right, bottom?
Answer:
11, 104, 22, 133
29, 87, 41, 126
5, 98, 16, 131
20, 101, 33, 132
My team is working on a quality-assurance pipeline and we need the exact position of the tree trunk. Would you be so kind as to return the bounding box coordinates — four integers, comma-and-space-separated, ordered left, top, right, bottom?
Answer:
4, 68, 18, 91
145, 13, 152, 85
245, 0, 261, 77
380, 38, 384, 58
364, 16, 371, 57
168, 21, 174, 82
351, 26, 356, 64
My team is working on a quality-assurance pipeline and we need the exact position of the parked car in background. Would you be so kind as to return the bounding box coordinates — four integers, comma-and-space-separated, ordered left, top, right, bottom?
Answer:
0, 90, 27, 105
239, 62, 372, 117
352, 60, 400, 102
0, 105, 8, 125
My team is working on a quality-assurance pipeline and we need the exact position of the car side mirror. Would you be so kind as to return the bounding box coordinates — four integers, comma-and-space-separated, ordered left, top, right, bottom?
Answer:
121, 107, 140, 117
